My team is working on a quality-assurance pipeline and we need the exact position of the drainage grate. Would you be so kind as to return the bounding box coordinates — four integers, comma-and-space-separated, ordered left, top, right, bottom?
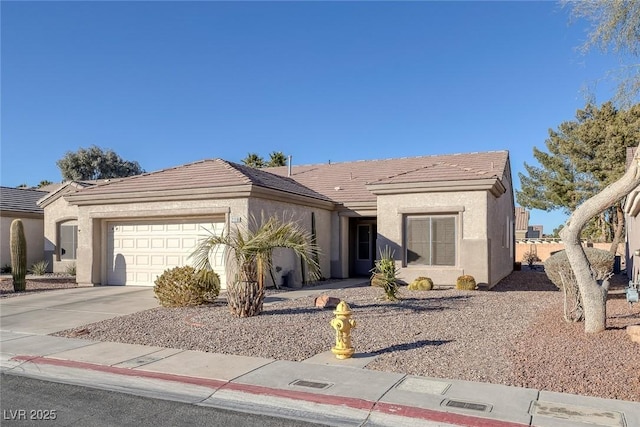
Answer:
290, 379, 333, 390
444, 399, 491, 412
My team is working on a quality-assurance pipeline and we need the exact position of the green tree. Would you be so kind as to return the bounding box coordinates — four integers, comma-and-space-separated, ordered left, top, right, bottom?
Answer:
550, 224, 564, 239
517, 102, 640, 250
564, 0, 640, 105
560, 144, 640, 333
241, 153, 265, 168
241, 151, 288, 168
37, 180, 53, 188
190, 215, 320, 317
56, 145, 144, 181
267, 151, 287, 167
557, 1, 640, 334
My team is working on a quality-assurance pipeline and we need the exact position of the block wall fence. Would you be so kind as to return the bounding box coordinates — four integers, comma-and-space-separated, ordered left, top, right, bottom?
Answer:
515, 241, 625, 264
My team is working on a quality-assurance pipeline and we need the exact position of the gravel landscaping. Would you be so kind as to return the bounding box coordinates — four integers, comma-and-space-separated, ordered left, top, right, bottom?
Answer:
0, 275, 78, 297
43, 269, 640, 402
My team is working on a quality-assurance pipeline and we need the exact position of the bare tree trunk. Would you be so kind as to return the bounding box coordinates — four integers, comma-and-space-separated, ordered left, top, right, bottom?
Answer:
608, 203, 625, 254
559, 143, 640, 333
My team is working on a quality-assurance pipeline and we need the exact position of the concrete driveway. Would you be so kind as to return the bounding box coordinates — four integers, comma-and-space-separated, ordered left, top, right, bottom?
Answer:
0, 287, 158, 335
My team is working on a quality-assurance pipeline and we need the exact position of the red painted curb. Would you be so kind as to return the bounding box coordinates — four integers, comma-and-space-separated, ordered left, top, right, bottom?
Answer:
11, 355, 528, 427
373, 402, 528, 427
10, 355, 228, 390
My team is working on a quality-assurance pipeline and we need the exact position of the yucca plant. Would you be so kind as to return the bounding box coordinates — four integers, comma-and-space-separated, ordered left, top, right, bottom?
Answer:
30, 260, 49, 276
190, 214, 320, 317
370, 246, 399, 301
65, 263, 77, 276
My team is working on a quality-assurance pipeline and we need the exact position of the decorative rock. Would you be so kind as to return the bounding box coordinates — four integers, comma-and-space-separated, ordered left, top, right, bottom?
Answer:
627, 325, 640, 344
315, 295, 340, 309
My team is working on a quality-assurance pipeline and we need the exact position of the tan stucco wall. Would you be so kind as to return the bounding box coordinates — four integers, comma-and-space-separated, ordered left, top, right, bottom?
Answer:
485, 167, 515, 287
517, 242, 625, 263
628, 214, 639, 281
42, 196, 80, 274
376, 191, 491, 286
626, 185, 640, 281
67, 198, 249, 286
47, 192, 336, 289
331, 213, 350, 279
1, 214, 44, 270
247, 197, 333, 286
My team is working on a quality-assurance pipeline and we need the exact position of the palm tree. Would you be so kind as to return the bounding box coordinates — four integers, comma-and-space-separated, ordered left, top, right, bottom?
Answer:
267, 151, 287, 167
190, 215, 320, 317
241, 153, 265, 168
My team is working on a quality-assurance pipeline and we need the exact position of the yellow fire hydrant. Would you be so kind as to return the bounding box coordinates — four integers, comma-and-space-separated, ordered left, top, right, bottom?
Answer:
330, 300, 356, 359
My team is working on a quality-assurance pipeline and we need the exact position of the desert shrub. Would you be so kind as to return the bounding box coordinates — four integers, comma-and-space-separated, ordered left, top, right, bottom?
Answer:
370, 246, 399, 301
543, 248, 614, 323
65, 263, 77, 276
29, 260, 49, 275
408, 277, 433, 291
154, 266, 220, 307
544, 248, 614, 290
455, 274, 476, 290
1, 264, 12, 274
521, 250, 541, 268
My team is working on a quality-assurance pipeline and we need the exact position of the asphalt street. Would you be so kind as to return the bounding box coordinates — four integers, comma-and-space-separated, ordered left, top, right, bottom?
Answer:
0, 373, 326, 427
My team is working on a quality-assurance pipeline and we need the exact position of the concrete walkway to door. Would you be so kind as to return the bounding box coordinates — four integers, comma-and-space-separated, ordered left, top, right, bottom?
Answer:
0, 286, 157, 335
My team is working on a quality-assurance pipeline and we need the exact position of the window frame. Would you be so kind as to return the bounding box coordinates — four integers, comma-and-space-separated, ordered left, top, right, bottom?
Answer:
356, 224, 372, 261
58, 219, 78, 261
404, 214, 458, 267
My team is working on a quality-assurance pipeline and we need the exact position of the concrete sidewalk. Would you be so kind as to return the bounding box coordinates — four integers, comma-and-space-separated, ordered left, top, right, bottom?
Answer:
1, 283, 639, 427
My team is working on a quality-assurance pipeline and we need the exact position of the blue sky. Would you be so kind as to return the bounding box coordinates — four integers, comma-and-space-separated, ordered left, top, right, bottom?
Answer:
0, 1, 625, 233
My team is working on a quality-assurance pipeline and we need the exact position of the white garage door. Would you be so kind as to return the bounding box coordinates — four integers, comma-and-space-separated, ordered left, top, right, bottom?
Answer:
107, 219, 226, 287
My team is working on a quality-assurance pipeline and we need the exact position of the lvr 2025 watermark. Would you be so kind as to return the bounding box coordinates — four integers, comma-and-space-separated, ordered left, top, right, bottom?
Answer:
3, 409, 57, 421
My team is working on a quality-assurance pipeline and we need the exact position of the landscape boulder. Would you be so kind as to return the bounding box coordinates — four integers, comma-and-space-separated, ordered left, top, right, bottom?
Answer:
315, 295, 340, 309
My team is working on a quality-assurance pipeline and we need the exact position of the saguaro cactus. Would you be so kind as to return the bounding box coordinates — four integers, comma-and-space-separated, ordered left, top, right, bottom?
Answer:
10, 219, 27, 291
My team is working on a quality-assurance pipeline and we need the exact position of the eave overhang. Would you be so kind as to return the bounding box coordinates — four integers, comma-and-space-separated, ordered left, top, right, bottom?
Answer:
0, 210, 43, 219
366, 178, 506, 198
335, 201, 378, 217
64, 184, 336, 211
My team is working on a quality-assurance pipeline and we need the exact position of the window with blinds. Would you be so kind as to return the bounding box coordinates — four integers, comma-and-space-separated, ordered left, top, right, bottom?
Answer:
405, 215, 456, 266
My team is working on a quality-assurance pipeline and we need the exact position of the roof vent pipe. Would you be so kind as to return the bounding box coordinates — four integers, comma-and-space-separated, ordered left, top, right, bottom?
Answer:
288, 155, 292, 177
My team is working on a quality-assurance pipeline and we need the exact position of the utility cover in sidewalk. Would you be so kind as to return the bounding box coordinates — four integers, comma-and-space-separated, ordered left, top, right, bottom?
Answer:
290, 379, 333, 390
531, 401, 625, 427
442, 399, 492, 412
395, 377, 451, 395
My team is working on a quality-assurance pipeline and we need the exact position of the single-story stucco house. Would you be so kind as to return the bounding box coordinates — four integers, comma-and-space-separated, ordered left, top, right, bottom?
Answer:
625, 147, 639, 282
1, 186, 49, 270
38, 150, 515, 289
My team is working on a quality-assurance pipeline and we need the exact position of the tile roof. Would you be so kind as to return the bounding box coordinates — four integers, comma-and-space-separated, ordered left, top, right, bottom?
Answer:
0, 186, 49, 215
71, 159, 333, 202
515, 206, 529, 231
59, 151, 510, 207
267, 151, 509, 203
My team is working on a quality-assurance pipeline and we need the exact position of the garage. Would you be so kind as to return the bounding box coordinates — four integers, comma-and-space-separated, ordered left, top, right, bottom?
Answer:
106, 219, 226, 286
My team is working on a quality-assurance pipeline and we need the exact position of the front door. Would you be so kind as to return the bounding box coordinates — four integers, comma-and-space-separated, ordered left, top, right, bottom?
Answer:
354, 224, 373, 276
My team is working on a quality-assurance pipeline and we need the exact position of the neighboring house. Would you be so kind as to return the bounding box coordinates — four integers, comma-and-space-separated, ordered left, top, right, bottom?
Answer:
514, 207, 544, 239
39, 151, 515, 289
625, 147, 639, 282
527, 225, 543, 239
515, 207, 529, 240
0, 186, 49, 270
